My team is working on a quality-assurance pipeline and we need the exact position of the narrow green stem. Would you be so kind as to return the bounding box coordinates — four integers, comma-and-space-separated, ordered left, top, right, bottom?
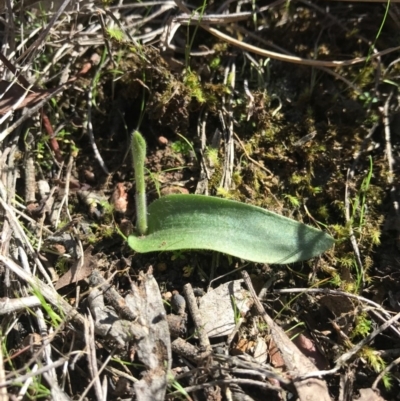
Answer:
131, 130, 148, 235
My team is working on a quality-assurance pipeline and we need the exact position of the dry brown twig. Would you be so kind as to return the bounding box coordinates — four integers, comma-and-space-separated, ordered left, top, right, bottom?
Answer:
86, 59, 110, 175
42, 371, 72, 401
89, 270, 137, 321
0, 190, 54, 286
219, 62, 235, 190
241, 270, 332, 401
167, 377, 282, 399
183, 283, 211, 351
76, 350, 114, 401
383, 92, 400, 219
0, 296, 42, 314
85, 313, 105, 401
372, 355, 400, 389
0, 357, 68, 389
272, 287, 400, 338
195, 110, 211, 195
0, 58, 94, 141
0, 254, 86, 327
171, 0, 400, 68
298, 311, 400, 381
344, 167, 365, 287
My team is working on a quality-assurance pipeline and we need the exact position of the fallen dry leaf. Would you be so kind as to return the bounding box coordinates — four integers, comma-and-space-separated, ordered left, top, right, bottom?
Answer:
199, 280, 253, 337
55, 246, 96, 290
110, 183, 128, 213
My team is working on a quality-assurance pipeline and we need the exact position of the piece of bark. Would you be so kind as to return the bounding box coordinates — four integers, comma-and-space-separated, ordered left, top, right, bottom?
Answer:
88, 287, 147, 349
125, 268, 172, 401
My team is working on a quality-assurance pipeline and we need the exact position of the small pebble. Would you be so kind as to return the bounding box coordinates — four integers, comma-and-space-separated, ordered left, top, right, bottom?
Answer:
157, 136, 169, 146
84, 170, 96, 182
118, 219, 133, 236
156, 262, 167, 272
163, 291, 172, 302
171, 291, 186, 315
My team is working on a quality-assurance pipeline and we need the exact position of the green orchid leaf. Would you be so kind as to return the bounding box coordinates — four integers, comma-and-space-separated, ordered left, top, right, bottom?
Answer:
128, 194, 334, 264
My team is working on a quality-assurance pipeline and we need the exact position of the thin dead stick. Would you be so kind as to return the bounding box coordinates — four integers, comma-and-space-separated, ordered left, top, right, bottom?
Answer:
77, 350, 114, 401
87, 72, 109, 175
299, 310, 400, 380
173, 0, 400, 68
24, 151, 36, 204
0, 357, 68, 388
204, 26, 400, 67
336, 311, 400, 367
183, 283, 211, 350
372, 355, 400, 389
219, 62, 235, 190
0, 194, 54, 286
102, 363, 138, 384
195, 109, 210, 195
344, 167, 365, 287
89, 270, 137, 321
0, 296, 41, 314
322, 0, 400, 2
36, 308, 57, 381
213, 353, 291, 385
85, 313, 104, 401
0, 59, 93, 142
272, 288, 399, 331
174, 11, 252, 24
4, 0, 15, 57
0, 84, 69, 142
0, 254, 85, 327
234, 24, 363, 94
19, 0, 72, 65
241, 270, 332, 401
383, 92, 399, 217
108, 1, 175, 9
167, 378, 282, 398
10, 201, 55, 234
53, 155, 85, 290
18, 364, 39, 398
42, 371, 72, 401
171, 337, 210, 364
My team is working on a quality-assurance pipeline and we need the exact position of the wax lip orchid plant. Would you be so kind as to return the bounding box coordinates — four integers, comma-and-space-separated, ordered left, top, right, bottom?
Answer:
127, 131, 334, 264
